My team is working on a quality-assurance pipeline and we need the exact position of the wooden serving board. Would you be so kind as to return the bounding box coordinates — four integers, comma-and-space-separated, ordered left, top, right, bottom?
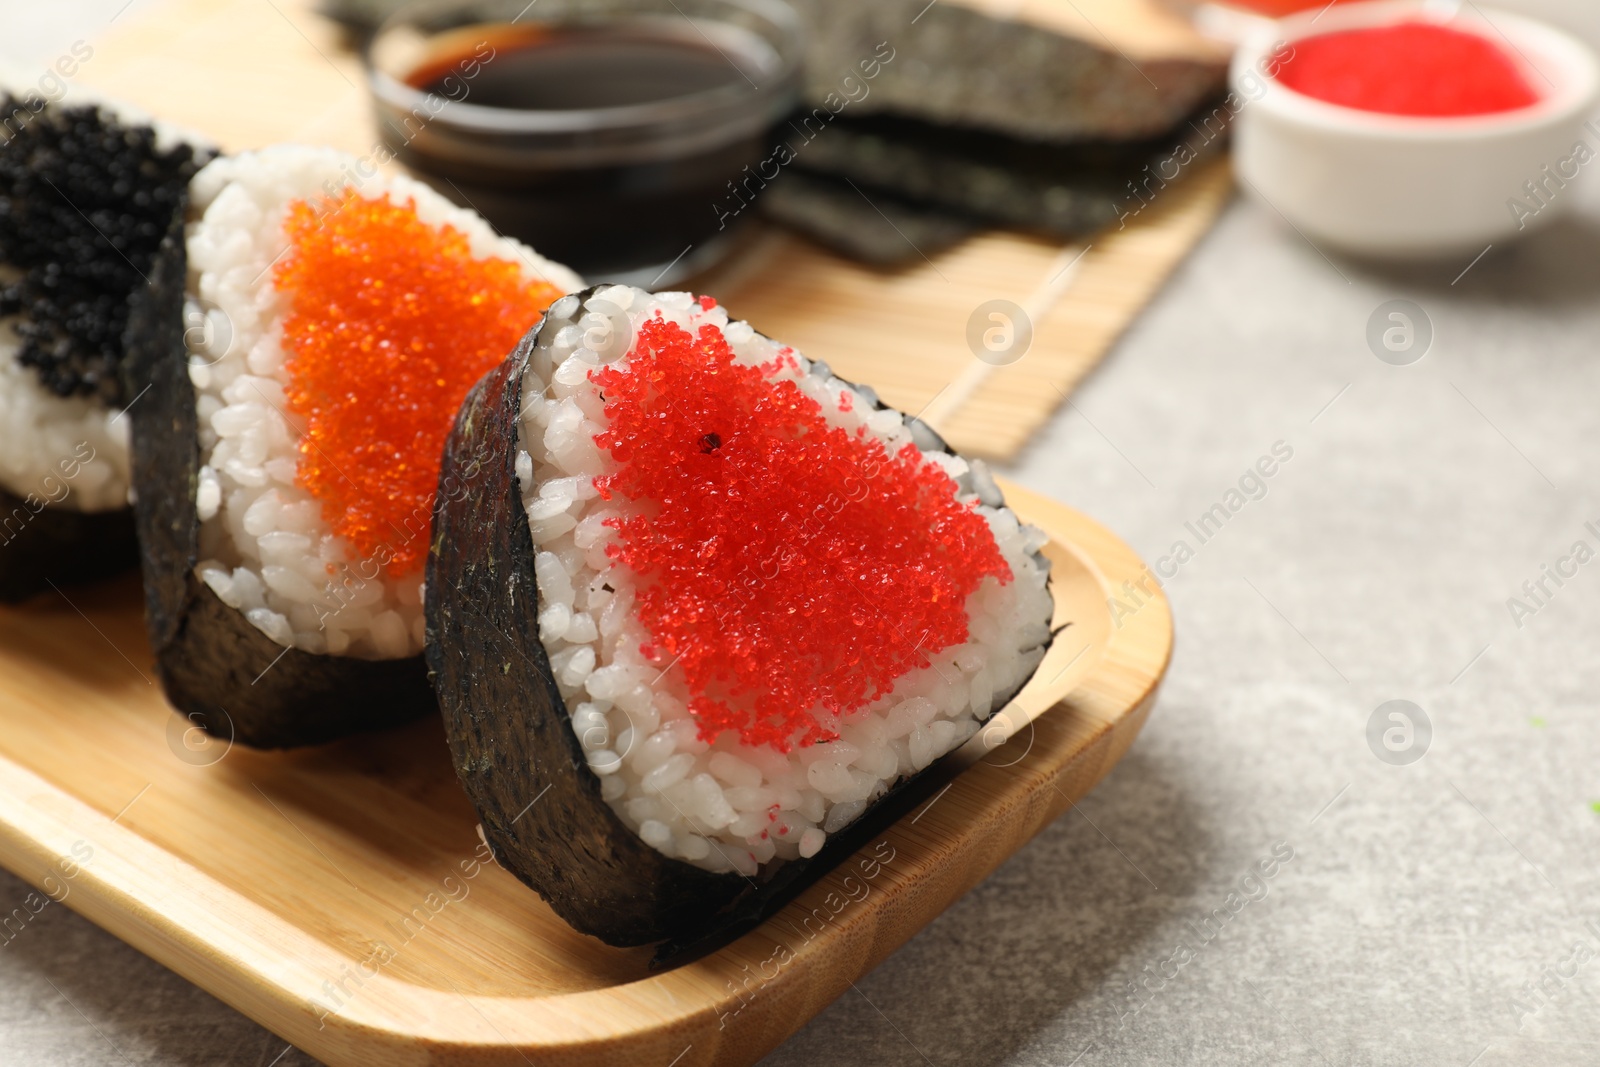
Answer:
74, 0, 1234, 461
0, 482, 1170, 1066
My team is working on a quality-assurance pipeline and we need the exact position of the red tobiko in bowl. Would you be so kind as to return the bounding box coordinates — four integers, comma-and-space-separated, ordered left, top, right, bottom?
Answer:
1231, 0, 1600, 258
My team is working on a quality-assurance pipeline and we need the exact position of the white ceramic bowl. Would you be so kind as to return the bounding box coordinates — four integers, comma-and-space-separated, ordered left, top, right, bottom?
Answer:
1232, 0, 1600, 258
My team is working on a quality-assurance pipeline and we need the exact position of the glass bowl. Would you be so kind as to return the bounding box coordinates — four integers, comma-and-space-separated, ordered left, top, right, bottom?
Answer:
366, 0, 804, 284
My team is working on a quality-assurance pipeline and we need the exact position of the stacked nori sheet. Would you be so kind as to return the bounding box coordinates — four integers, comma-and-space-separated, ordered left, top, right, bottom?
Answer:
756, 0, 1231, 264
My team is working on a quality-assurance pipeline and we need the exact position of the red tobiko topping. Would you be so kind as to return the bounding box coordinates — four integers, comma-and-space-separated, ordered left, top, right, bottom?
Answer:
1275, 21, 1540, 118
592, 315, 1011, 751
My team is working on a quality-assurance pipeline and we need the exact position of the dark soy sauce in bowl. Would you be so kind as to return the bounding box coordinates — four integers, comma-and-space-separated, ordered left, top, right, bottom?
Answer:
367, 1, 802, 282
414, 28, 748, 110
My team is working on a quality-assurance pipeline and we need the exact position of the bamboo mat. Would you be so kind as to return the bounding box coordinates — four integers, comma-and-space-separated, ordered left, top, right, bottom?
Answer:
75, 0, 1233, 460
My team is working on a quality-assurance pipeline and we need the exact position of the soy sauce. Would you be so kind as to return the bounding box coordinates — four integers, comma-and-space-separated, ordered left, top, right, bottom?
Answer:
380, 19, 793, 280
408, 27, 752, 111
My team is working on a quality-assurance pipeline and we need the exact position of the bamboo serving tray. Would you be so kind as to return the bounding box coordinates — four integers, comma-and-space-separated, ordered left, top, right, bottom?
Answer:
0, 480, 1169, 1066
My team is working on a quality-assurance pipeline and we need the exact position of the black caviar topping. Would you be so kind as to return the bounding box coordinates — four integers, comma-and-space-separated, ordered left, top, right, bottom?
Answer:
0, 97, 210, 405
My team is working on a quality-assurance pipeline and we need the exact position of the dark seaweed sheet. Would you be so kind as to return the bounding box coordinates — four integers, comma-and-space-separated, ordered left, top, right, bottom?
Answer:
427, 317, 745, 947
786, 0, 1226, 144
0, 487, 137, 604
760, 104, 1232, 265
123, 211, 436, 750
427, 289, 1054, 951
759, 169, 981, 266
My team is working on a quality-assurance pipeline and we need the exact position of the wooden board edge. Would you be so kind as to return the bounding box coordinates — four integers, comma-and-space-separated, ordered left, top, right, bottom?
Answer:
0, 489, 1171, 1067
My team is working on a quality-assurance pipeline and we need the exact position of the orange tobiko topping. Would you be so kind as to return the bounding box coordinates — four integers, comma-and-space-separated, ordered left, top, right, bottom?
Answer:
593, 316, 1013, 751
275, 189, 562, 577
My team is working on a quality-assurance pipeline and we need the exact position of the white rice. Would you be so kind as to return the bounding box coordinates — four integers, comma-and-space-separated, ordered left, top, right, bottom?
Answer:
517, 286, 1054, 874
184, 145, 582, 659
0, 322, 129, 510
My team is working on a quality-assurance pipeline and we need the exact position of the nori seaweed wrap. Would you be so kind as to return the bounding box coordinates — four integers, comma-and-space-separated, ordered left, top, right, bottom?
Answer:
428, 285, 1054, 946
126, 144, 580, 747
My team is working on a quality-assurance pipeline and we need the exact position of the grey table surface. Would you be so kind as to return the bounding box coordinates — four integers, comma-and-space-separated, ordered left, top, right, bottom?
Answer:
6, 1, 1600, 1064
